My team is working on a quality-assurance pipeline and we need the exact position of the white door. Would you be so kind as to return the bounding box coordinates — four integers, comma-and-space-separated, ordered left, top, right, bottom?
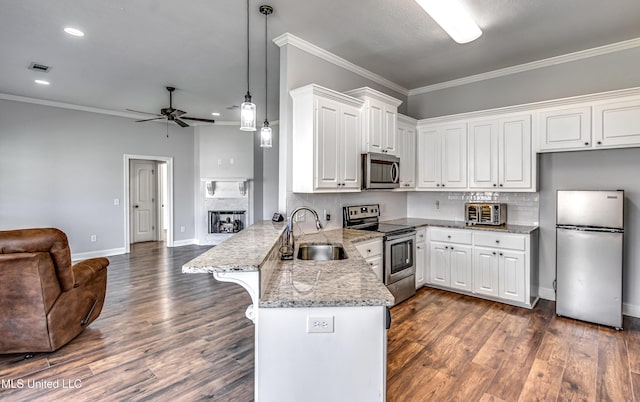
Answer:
340, 103, 361, 190
430, 242, 450, 287
130, 159, 157, 243
315, 97, 341, 189
417, 127, 441, 188
441, 123, 467, 189
469, 120, 499, 189
473, 248, 499, 297
449, 245, 472, 292
499, 115, 531, 189
499, 250, 526, 303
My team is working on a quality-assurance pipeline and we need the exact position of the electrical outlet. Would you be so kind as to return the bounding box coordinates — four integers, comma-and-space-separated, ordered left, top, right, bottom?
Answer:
113, 198, 120, 206
180, 226, 186, 233
90, 235, 97, 242
435, 200, 440, 210
324, 209, 331, 221
307, 316, 334, 333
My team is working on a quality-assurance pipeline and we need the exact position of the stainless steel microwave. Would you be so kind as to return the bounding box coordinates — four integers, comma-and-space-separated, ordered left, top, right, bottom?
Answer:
362, 153, 400, 190
465, 203, 507, 226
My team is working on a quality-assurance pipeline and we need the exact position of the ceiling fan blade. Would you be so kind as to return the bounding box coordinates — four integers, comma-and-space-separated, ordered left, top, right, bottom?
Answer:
181, 116, 216, 123
174, 118, 190, 128
127, 108, 162, 116
136, 117, 165, 123
171, 109, 187, 118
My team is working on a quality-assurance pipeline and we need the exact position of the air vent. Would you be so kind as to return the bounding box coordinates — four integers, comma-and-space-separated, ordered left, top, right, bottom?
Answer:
29, 62, 51, 73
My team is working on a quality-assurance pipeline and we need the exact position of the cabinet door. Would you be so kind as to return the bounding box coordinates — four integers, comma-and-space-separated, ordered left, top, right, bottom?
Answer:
383, 106, 397, 155
594, 98, 640, 147
340, 104, 362, 189
473, 248, 499, 297
367, 256, 384, 282
441, 123, 467, 189
469, 120, 499, 189
314, 97, 341, 189
367, 99, 385, 153
415, 242, 426, 288
449, 244, 472, 292
430, 242, 450, 287
499, 250, 526, 303
417, 127, 442, 188
398, 126, 416, 188
499, 115, 531, 189
539, 107, 592, 151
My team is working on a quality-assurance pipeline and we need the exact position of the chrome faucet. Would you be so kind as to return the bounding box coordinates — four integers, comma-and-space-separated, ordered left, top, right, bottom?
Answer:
282, 206, 323, 259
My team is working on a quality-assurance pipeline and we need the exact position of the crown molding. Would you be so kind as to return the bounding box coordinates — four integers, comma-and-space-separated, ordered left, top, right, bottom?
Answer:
273, 32, 409, 97
409, 37, 640, 96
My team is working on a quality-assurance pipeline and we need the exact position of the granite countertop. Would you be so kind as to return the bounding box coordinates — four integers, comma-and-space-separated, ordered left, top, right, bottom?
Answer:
182, 221, 286, 273
383, 218, 539, 234
259, 228, 393, 308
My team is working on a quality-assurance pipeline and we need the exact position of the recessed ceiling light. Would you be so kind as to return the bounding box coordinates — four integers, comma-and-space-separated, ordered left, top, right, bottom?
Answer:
415, 0, 482, 44
64, 27, 85, 37
35, 79, 50, 86
211, 112, 221, 116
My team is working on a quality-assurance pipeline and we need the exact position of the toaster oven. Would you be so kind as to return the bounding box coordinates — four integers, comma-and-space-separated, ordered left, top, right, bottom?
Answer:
465, 203, 507, 226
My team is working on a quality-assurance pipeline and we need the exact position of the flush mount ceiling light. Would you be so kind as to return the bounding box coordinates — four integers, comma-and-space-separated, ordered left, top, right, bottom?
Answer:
415, 0, 482, 44
211, 112, 221, 116
64, 27, 85, 37
34, 79, 50, 85
259, 4, 273, 148
240, 0, 256, 131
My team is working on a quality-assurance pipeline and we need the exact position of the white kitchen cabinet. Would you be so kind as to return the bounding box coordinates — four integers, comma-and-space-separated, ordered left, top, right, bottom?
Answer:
415, 227, 427, 288
291, 84, 364, 193
417, 123, 467, 190
428, 228, 472, 289
468, 120, 499, 189
594, 98, 640, 148
428, 227, 538, 309
538, 106, 592, 151
397, 115, 417, 189
354, 238, 384, 282
345, 87, 403, 156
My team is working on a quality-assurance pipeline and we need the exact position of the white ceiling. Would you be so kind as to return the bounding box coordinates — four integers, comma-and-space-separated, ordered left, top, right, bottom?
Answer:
1, 0, 640, 122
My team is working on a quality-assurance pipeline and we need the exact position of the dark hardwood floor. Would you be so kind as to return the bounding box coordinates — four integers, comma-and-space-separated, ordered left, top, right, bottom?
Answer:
1, 242, 638, 401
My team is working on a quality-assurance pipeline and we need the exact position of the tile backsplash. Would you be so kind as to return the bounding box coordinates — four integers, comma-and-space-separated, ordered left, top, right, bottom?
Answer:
407, 192, 539, 225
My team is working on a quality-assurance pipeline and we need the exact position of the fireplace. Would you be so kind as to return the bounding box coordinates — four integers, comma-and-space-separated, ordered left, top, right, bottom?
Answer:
209, 210, 246, 234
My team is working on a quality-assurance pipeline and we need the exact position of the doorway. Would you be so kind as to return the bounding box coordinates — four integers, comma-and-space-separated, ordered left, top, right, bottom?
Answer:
123, 154, 174, 253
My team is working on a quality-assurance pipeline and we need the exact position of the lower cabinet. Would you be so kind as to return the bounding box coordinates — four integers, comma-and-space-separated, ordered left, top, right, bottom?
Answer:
415, 228, 427, 288
428, 227, 538, 309
354, 238, 384, 282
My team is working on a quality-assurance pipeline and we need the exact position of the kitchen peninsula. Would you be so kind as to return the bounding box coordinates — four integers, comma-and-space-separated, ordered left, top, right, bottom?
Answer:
183, 221, 393, 402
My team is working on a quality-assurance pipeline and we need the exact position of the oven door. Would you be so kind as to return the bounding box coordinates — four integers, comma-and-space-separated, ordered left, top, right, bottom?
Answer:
384, 232, 416, 285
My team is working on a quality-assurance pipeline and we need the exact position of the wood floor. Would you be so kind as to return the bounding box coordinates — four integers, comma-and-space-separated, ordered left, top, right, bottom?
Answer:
1, 243, 638, 401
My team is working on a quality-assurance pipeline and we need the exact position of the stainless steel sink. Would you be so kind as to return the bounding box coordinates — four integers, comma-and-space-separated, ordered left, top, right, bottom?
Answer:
297, 243, 347, 261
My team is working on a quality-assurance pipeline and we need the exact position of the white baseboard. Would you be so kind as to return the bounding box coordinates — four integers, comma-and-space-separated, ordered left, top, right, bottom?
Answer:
537, 286, 556, 301
72, 247, 126, 261
538, 286, 640, 319
172, 238, 197, 247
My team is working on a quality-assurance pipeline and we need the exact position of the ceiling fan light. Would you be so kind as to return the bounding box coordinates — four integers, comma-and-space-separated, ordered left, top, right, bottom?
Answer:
415, 0, 482, 44
64, 27, 85, 37
240, 93, 257, 131
260, 121, 272, 148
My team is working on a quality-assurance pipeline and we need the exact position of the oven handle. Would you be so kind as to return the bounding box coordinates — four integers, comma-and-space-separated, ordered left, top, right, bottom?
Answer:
391, 162, 399, 184
384, 231, 416, 242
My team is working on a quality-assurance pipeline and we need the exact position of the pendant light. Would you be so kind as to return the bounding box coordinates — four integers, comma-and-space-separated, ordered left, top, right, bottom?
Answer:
259, 4, 273, 148
240, 0, 256, 131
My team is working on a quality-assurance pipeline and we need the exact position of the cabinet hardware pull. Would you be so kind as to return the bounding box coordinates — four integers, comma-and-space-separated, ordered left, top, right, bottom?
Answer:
585, 142, 589, 146
451, 247, 454, 250
367, 249, 371, 253
499, 252, 503, 256
436, 184, 440, 187
445, 246, 449, 249
447, 235, 451, 239
492, 251, 496, 255
597, 141, 602, 145
493, 183, 497, 187
442, 184, 445, 187
495, 240, 500, 243
499, 184, 503, 187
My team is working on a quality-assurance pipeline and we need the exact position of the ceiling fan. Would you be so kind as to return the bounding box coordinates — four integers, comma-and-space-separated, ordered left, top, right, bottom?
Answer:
127, 86, 216, 128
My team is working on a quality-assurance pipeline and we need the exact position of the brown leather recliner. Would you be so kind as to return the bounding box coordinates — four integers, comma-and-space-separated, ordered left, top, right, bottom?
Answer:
0, 228, 109, 354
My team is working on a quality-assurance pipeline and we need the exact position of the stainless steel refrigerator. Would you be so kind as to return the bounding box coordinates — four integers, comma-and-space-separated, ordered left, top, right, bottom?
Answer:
556, 190, 624, 329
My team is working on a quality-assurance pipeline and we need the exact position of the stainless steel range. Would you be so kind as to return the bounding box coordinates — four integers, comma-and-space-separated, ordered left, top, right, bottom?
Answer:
343, 204, 416, 304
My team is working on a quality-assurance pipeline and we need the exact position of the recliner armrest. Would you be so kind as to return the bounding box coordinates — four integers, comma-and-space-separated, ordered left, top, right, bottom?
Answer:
72, 257, 109, 287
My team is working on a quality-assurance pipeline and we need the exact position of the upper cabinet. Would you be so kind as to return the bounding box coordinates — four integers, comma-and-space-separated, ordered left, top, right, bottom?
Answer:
344, 87, 403, 156
397, 114, 417, 189
538, 106, 592, 152
290, 84, 364, 193
417, 123, 467, 190
594, 97, 640, 148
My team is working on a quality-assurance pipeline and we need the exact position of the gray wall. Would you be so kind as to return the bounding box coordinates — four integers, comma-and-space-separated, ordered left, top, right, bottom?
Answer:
539, 148, 640, 310
0, 99, 196, 254
278, 45, 408, 222
197, 125, 254, 179
408, 47, 640, 119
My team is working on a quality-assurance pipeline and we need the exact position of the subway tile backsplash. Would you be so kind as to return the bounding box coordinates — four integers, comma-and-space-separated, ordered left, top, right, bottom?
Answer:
407, 192, 539, 226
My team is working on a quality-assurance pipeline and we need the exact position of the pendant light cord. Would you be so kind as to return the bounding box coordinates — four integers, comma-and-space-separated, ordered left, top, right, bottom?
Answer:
264, 8, 268, 120
246, 0, 250, 95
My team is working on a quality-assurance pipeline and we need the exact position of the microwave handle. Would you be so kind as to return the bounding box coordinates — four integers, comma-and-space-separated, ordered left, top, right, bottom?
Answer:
391, 162, 399, 183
